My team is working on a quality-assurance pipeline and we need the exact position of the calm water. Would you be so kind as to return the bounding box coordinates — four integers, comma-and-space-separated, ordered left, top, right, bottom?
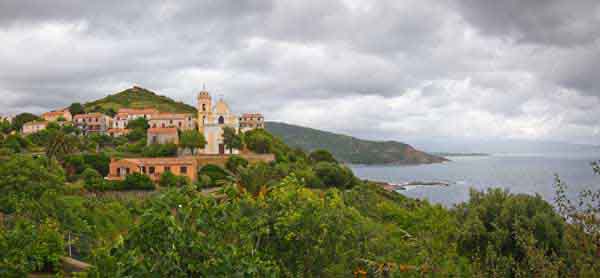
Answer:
350, 153, 600, 206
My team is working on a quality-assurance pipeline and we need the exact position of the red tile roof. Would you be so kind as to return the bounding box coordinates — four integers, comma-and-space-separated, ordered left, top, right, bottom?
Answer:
147, 127, 178, 134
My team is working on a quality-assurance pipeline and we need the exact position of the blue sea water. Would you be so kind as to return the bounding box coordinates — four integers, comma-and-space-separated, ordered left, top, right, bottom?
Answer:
349, 152, 600, 207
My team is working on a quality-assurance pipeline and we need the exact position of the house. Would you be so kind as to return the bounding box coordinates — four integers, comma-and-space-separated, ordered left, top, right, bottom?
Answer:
106, 128, 130, 137
107, 157, 198, 182
147, 127, 179, 145
74, 113, 112, 134
239, 113, 265, 132
149, 113, 195, 130
113, 108, 158, 129
42, 109, 72, 122
22, 121, 48, 134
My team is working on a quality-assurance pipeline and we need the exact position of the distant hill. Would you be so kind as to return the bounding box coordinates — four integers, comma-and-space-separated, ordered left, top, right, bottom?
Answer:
84, 86, 197, 114
266, 121, 447, 165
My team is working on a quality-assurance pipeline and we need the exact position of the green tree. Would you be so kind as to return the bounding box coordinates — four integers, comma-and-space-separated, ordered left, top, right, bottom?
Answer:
0, 155, 65, 213
222, 126, 242, 154
126, 117, 149, 131
179, 129, 206, 155
0, 119, 11, 134
313, 162, 357, 189
68, 102, 85, 116
455, 188, 566, 276
12, 113, 41, 131
0, 218, 65, 276
45, 130, 80, 163
309, 149, 337, 163
121, 172, 155, 190
225, 155, 249, 174
82, 168, 104, 191
159, 171, 190, 188
244, 130, 273, 154
198, 164, 231, 188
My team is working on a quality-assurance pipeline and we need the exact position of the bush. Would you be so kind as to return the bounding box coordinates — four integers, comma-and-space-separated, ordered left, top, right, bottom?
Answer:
313, 162, 356, 189
0, 219, 65, 276
83, 152, 111, 176
454, 188, 566, 275
82, 168, 105, 191
121, 173, 155, 190
225, 155, 249, 174
198, 164, 231, 187
159, 171, 190, 188
309, 149, 337, 163
142, 143, 178, 157
0, 155, 65, 213
195, 174, 213, 189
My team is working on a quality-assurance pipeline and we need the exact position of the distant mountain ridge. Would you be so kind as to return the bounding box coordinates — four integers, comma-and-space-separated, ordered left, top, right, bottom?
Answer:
84, 86, 197, 114
266, 121, 447, 165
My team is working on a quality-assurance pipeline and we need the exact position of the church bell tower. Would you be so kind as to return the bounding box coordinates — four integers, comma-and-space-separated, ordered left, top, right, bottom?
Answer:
197, 87, 212, 132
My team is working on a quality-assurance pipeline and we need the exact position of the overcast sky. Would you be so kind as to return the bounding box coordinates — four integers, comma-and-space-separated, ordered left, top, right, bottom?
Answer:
1, 1, 599, 144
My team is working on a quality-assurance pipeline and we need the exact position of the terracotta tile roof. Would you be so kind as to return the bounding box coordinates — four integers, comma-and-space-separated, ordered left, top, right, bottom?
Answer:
107, 128, 130, 133
151, 113, 193, 120
118, 156, 197, 165
74, 113, 105, 119
42, 111, 67, 117
147, 127, 178, 134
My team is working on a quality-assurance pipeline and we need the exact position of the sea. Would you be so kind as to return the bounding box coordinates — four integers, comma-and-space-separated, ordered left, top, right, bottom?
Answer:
349, 152, 600, 207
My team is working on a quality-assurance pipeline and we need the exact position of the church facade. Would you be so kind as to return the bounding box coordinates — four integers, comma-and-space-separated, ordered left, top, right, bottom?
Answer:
197, 89, 243, 154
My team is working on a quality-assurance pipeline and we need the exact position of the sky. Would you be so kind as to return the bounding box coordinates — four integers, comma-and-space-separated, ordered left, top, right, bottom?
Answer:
1, 0, 599, 145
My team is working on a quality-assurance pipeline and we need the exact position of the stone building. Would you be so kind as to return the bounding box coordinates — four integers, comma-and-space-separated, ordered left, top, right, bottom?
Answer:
149, 113, 195, 130
74, 113, 112, 134
113, 108, 159, 129
107, 157, 198, 182
22, 121, 48, 135
239, 113, 265, 132
147, 127, 179, 145
197, 90, 240, 154
42, 109, 72, 122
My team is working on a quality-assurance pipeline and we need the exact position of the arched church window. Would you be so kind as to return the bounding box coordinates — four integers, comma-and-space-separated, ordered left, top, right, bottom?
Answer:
202, 104, 206, 111
218, 116, 225, 124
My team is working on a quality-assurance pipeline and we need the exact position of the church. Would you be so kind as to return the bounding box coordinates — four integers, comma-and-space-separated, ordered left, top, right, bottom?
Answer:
197, 89, 258, 154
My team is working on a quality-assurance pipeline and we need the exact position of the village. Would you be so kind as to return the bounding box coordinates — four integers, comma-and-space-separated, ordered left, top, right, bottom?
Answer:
1, 86, 274, 183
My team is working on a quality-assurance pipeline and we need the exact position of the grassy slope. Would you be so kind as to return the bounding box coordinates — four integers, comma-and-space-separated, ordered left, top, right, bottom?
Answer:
84, 86, 197, 114
266, 121, 448, 165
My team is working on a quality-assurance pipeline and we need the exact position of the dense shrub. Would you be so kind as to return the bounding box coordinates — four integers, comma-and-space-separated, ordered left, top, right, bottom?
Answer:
309, 149, 337, 163
142, 143, 178, 157
0, 219, 65, 276
158, 171, 190, 188
313, 161, 357, 189
121, 173, 155, 190
198, 164, 231, 187
454, 188, 566, 276
83, 152, 111, 176
0, 155, 65, 213
225, 155, 249, 174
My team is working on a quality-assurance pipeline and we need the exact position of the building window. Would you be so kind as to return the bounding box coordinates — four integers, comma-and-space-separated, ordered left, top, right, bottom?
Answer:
202, 103, 206, 111
180, 166, 187, 174
218, 116, 225, 124
141, 166, 146, 173
149, 167, 155, 174
165, 166, 171, 172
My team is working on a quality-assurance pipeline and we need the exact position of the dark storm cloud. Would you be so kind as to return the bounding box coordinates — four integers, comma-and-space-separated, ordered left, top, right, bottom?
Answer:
0, 0, 599, 143
452, 0, 600, 46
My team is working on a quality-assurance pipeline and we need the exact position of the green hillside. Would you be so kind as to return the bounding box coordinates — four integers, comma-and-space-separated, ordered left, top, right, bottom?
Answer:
84, 86, 197, 114
266, 121, 447, 165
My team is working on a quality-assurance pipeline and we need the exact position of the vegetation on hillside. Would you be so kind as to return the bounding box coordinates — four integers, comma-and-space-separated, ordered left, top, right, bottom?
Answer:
84, 86, 197, 114
266, 121, 447, 165
1, 119, 600, 276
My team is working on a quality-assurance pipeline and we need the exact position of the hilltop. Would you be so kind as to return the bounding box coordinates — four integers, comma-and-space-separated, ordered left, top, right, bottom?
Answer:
266, 121, 447, 165
84, 86, 197, 114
